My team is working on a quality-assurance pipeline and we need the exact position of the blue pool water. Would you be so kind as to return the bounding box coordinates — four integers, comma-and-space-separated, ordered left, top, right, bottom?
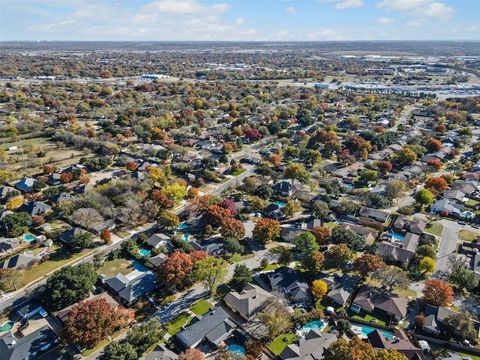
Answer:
302, 320, 326, 332
22, 234, 37, 242
0, 321, 14, 332
353, 325, 395, 340
388, 231, 405, 241
274, 201, 287, 207
177, 223, 189, 230
344, 183, 353, 190
228, 344, 245, 354
462, 211, 475, 218
138, 248, 152, 257
182, 233, 190, 241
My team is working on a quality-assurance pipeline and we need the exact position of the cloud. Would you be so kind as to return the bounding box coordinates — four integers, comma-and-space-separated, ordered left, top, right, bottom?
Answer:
306, 29, 344, 40
377, 0, 455, 19
376, 17, 395, 24
405, 19, 423, 26
286, 6, 296, 15
139, 0, 228, 15
334, 0, 364, 9
235, 17, 245, 25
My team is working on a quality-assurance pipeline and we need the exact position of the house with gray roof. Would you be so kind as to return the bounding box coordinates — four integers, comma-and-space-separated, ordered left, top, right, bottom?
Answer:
259, 267, 312, 306
174, 307, 237, 350
145, 344, 179, 360
351, 286, 408, 322
223, 283, 273, 320
0, 252, 42, 270
0, 325, 59, 360
376, 241, 416, 266
102, 269, 158, 305
280, 329, 337, 360
18, 201, 51, 216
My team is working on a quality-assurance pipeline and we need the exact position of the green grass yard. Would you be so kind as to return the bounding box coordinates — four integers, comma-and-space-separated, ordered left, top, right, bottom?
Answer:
99, 258, 135, 277
166, 312, 192, 335
189, 299, 212, 316
459, 229, 480, 242
424, 222, 444, 237
268, 333, 297, 356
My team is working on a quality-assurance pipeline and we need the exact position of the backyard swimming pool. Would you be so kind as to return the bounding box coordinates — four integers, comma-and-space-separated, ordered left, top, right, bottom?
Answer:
228, 344, 245, 354
0, 321, 14, 333
138, 248, 152, 257
351, 325, 395, 340
302, 320, 326, 332
388, 231, 405, 241
274, 201, 287, 207
182, 233, 190, 241
22, 234, 37, 242
177, 223, 189, 230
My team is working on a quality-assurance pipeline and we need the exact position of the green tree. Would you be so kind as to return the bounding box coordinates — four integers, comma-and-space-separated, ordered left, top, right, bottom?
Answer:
70, 232, 94, 249
0, 269, 21, 292
326, 244, 353, 269
304, 251, 325, 273
194, 256, 228, 296
376, 349, 408, 360
449, 264, 479, 291
294, 232, 320, 261
418, 257, 435, 275
443, 312, 477, 342
99, 342, 138, 360
284, 163, 310, 184
415, 188, 434, 205
230, 264, 253, 291
44, 264, 97, 311
125, 318, 163, 355
331, 226, 365, 251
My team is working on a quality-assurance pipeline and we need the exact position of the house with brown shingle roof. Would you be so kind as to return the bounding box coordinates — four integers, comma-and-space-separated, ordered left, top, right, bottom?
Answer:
351, 286, 408, 322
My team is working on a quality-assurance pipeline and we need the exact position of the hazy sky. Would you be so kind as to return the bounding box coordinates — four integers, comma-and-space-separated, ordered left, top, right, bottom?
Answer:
1, 0, 479, 41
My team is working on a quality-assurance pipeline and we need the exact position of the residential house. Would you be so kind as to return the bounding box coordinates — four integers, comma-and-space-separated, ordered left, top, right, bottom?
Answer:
263, 203, 285, 220
359, 207, 390, 223
191, 238, 224, 256
341, 223, 377, 245
443, 189, 468, 203
258, 267, 311, 305
15, 300, 47, 320
223, 283, 273, 320
174, 307, 237, 350
147, 233, 171, 250
351, 286, 408, 322
0, 252, 42, 270
280, 329, 337, 360
14, 178, 37, 193
0, 237, 24, 255
0, 325, 59, 360
392, 217, 426, 235
273, 180, 296, 197
18, 201, 51, 217
430, 198, 464, 217
145, 344, 179, 360
149, 253, 167, 269
102, 269, 158, 305
367, 329, 425, 360
376, 241, 416, 266
58, 227, 94, 246
423, 304, 480, 339
0, 186, 18, 202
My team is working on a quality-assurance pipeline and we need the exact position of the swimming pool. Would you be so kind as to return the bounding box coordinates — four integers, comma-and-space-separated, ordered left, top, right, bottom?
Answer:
182, 233, 190, 241
177, 223, 189, 230
0, 321, 14, 333
228, 344, 245, 354
388, 231, 405, 241
351, 325, 395, 340
302, 320, 326, 332
274, 201, 287, 207
22, 234, 37, 242
138, 248, 152, 257
462, 211, 475, 218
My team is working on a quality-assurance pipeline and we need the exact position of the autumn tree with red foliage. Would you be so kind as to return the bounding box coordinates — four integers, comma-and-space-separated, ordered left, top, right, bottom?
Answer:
204, 204, 232, 227
100, 229, 112, 244
179, 349, 204, 360
310, 226, 331, 245
253, 218, 281, 243
354, 254, 385, 278
426, 139, 442, 152
425, 177, 449, 195
160, 252, 194, 289
220, 217, 245, 240
377, 160, 393, 174
62, 298, 131, 348
219, 198, 237, 216
125, 161, 137, 171
427, 159, 442, 170
151, 189, 174, 209
423, 279, 454, 307
60, 172, 74, 183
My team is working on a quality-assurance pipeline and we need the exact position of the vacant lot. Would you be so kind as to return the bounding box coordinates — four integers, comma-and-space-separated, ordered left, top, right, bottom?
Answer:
459, 229, 480, 242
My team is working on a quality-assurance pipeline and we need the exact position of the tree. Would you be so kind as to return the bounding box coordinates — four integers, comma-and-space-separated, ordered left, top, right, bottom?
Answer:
294, 232, 320, 261
423, 279, 454, 307
258, 298, 292, 339
164, 183, 187, 201
245, 338, 264, 359
220, 217, 245, 240
312, 200, 330, 219
1, 212, 32, 237
427, 139, 442, 152
304, 251, 325, 273
427, 159, 442, 171
194, 256, 228, 296
443, 312, 477, 342
124, 318, 163, 355
372, 266, 409, 291
283, 200, 302, 217
5, 195, 24, 210
415, 189, 434, 205
416, 245, 436, 259
310, 226, 331, 245
60, 172, 74, 183
418, 257, 435, 275
311, 280, 328, 301
425, 177, 448, 195
100, 341, 138, 360
377, 160, 393, 174
376, 349, 408, 360
331, 227, 365, 251
297, 108, 313, 126
397, 147, 417, 166
179, 349, 204, 360
284, 163, 310, 184
324, 338, 376, 360
449, 265, 478, 291
62, 298, 130, 348
230, 264, 252, 291
160, 252, 194, 289
359, 169, 378, 182
44, 264, 97, 311
100, 228, 112, 244
354, 254, 385, 278
70, 232, 94, 249
223, 237, 244, 255
158, 211, 180, 228
336, 319, 352, 335
385, 180, 406, 200
0, 269, 21, 292
278, 248, 293, 265
326, 244, 353, 269
253, 218, 280, 243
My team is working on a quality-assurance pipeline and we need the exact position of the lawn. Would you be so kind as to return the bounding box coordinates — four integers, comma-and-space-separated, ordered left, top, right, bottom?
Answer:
113, 229, 131, 238
99, 258, 134, 277
262, 263, 280, 271
268, 333, 297, 355
424, 222, 444, 237
166, 312, 192, 335
459, 229, 480, 242
189, 299, 212, 316
231, 168, 246, 176
349, 311, 387, 326
82, 328, 127, 357
18, 246, 93, 288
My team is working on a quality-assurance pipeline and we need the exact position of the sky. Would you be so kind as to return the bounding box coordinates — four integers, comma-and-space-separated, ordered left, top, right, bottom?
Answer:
1, 0, 479, 41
